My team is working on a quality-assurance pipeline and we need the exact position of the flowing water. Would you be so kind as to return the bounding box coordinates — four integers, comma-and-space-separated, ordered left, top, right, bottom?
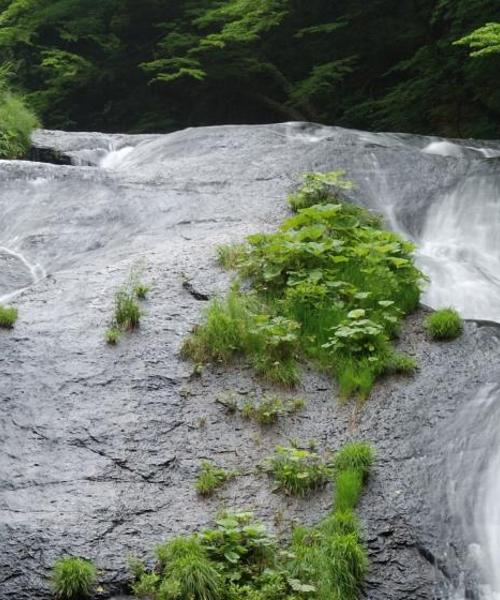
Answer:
2, 123, 500, 598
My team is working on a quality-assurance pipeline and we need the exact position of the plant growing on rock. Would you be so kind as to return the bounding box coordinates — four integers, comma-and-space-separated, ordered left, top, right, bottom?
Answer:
195, 461, 235, 496
183, 172, 424, 398
0, 304, 18, 328
51, 556, 97, 600
264, 446, 331, 496
241, 395, 305, 425
288, 171, 354, 212
424, 307, 463, 340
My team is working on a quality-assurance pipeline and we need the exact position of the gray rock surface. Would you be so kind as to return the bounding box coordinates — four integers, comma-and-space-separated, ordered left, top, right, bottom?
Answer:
1, 123, 500, 599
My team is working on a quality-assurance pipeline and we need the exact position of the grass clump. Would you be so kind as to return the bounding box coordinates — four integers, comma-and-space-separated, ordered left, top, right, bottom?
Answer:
133, 282, 150, 299
183, 171, 424, 399
0, 77, 39, 159
424, 307, 463, 340
287, 441, 374, 600
264, 446, 331, 497
0, 305, 18, 328
51, 556, 97, 600
195, 461, 235, 496
105, 327, 121, 345
241, 395, 305, 425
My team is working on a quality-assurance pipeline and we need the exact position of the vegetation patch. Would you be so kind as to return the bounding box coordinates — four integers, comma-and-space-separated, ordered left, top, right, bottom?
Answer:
0, 304, 18, 329
264, 446, 331, 497
183, 172, 424, 399
242, 395, 305, 425
424, 307, 463, 341
130, 441, 373, 600
51, 556, 97, 600
0, 77, 39, 159
195, 461, 236, 497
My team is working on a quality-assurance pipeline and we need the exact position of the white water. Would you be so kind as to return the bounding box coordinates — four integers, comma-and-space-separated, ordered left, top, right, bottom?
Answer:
0, 244, 46, 303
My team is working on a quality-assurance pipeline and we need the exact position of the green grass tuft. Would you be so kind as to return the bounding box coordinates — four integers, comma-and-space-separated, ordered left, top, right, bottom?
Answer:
424, 307, 463, 340
333, 441, 375, 476
105, 327, 121, 345
51, 557, 97, 600
241, 395, 305, 425
0, 305, 18, 329
195, 461, 235, 496
114, 289, 141, 330
133, 283, 150, 299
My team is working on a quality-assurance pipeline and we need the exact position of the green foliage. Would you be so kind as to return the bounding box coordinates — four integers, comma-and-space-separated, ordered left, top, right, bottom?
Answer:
288, 172, 354, 212
0, 72, 39, 159
51, 556, 97, 600
424, 308, 463, 341
241, 395, 305, 425
0, 0, 498, 136
132, 442, 373, 600
184, 174, 423, 398
114, 289, 141, 330
456, 22, 500, 57
195, 461, 235, 496
0, 304, 18, 328
105, 327, 121, 345
264, 446, 331, 497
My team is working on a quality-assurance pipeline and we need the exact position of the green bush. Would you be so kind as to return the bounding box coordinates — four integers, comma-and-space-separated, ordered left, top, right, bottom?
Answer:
288, 171, 354, 212
264, 446, 330, 496
51, 557, 97, 600
0, 305, 18, 328
424, 307, 463, 340
195, 461, 235, 496
0, 88, 39, 159
183, 172, 423, 398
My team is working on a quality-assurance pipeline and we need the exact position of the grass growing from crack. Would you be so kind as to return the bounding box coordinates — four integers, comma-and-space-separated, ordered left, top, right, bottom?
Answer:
242, 395, 305, 425
195, 461, 235, 496
51, 557, 97, 600
0, 304, 18, 328
424, 307, 463, 341
106, 272, 150, 344
182, 171, 424, 399
129, 441, 374, 600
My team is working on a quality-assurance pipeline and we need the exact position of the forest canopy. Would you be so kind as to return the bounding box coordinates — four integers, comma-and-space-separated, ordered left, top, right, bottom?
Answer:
0, 0, 498, 137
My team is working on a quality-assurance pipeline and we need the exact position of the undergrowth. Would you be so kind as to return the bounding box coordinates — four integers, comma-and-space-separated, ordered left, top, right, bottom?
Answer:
242, 395, 305, 425
424, 307, 463, 341
51, 556, 97, 600
0, 304, 18, 328
130, 441, 374, 600
183, 172, 424, 399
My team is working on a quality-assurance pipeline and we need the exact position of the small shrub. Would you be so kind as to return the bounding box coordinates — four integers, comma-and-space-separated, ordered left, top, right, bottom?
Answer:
264, 446, 331, 496
195, 461, 235, 496
288, 171, 354, 212
51, 557, 97, 600
241, 395, 305, 425
0, 305, 18, 328
105, 327, 121, 345
115, 289, 141, 330
217, 243, 244, 269
333, 442, 375, 476
134, 283, 150, 299
424, 308, 463, 340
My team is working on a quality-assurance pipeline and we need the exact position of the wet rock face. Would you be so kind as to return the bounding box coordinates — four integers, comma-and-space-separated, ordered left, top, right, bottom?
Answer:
1, 123, 500, 600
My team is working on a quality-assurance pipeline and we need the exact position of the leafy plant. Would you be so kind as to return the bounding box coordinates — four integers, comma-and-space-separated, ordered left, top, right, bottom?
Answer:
424, 307, 463, 340
0, 304, 18, 328
288, 171, 354, 212
241, 395, 305, 425
51, 557, 97, 600
264, 446, 331, 497
195, 461, 235, 496
183, 173, 424, 398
